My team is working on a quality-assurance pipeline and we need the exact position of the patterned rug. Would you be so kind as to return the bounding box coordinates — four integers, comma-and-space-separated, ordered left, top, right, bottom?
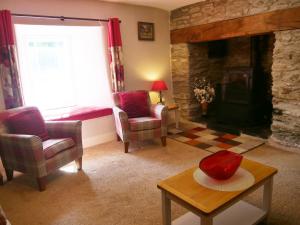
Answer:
168, 126, 265, 154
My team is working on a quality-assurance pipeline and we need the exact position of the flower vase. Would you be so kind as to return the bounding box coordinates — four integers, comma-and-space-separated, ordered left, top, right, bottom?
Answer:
201, 102, 208, 116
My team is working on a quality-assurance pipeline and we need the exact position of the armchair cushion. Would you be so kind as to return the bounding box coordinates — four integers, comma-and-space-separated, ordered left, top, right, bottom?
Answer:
43, 138, 75, 159
119, 91, 150, 118
4, 108, 49, 141
128, 117, 161, 131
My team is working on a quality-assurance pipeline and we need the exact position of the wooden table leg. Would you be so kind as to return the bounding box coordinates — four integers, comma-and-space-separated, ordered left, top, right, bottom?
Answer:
201, 215, 213, 225
162, 190, 171, 225
175, 109, 179, 129
262, 177, 273, 223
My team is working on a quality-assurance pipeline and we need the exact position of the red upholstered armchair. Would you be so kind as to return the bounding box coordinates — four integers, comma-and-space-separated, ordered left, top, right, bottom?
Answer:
112, 90, 168, 153
0, 106, 83, 191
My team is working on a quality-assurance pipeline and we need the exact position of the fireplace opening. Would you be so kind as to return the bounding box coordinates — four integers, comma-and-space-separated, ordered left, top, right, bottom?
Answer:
190, 34, 275, 138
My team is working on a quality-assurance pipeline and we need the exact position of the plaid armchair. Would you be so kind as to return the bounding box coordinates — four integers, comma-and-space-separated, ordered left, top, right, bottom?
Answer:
0, 206, 10, 225
113, 90, 168, 153
0, 107, 83, 191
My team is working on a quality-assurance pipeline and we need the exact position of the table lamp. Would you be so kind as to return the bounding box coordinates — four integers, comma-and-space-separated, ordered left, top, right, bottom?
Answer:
151, 80, 168, 104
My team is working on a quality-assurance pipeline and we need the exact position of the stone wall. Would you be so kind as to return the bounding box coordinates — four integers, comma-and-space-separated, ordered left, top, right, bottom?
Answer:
171, 0, 300, 30
172, 43, 208, 120
271, 30, 300, 148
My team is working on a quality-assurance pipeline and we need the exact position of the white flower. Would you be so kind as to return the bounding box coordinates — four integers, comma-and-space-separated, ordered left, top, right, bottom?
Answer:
193, 77, 215, 104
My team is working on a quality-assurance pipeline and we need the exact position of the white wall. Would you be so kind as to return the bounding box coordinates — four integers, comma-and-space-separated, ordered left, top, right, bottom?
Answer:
0, 0, 172, 108
82, 115, 116, 148
0, 0, 172, 147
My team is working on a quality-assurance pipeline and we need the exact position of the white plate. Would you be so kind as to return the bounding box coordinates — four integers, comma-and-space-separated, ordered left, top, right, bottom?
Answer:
193, 167, 255, 192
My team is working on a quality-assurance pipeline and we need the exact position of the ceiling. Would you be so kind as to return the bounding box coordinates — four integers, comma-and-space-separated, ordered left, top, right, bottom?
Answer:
102, 0, 204, 11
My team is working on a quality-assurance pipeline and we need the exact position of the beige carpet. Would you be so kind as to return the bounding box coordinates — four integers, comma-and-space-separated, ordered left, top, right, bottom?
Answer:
0, 138, 300, 225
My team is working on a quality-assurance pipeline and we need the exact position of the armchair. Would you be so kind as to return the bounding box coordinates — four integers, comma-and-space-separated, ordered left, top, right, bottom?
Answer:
113, 90, 168, 153
0, 106, 83, 191
0, 206, 10, 225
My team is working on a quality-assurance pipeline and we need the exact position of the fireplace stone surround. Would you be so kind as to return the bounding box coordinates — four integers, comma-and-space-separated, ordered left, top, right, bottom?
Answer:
170, 0, 300, 149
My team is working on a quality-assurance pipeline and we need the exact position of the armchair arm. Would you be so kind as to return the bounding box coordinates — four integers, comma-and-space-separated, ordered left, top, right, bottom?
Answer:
45, 120, 82, 147
150, 104, 168, 122
0, 134, 45, 174
112, 106, 129, 142
150, 104, 168, 136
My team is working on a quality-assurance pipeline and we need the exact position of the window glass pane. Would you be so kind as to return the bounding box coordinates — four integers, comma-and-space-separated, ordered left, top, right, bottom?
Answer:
22, 36, 74, 109
15, 24, 112, 111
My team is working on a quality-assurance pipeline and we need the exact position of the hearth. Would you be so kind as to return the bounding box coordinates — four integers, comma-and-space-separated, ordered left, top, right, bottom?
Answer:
190, 34, 274, 138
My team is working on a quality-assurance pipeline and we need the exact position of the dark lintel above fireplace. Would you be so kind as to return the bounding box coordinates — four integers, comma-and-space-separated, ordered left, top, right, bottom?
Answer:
171, 6, 300, 44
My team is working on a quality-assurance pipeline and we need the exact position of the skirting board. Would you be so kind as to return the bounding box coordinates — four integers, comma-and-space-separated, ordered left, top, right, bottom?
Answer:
82, 131, 115, 148
81, 115, 116, 148
173, 201, 266, 225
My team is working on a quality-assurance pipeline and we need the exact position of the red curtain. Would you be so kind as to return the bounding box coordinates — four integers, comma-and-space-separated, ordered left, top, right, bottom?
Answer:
0, 10, 23, 109
108, 18, 125, 92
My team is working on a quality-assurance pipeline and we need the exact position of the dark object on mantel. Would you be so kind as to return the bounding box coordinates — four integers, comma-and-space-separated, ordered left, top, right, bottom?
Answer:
208, 40, 227, 58
217, 67, 265, 125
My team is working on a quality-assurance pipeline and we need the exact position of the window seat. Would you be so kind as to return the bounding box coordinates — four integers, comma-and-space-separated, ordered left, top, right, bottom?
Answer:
44, 106, 113, 121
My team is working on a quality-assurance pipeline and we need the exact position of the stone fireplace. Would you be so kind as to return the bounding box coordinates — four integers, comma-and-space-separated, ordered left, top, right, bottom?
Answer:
173, 34, 274, 137
170, 1, 300, 149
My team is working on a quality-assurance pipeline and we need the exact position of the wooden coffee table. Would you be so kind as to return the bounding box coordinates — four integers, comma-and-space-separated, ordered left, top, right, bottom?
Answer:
157, 158, 277, 225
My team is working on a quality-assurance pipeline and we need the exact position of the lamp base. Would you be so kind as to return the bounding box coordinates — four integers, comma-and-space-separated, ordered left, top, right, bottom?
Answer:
157, 91, 165, 105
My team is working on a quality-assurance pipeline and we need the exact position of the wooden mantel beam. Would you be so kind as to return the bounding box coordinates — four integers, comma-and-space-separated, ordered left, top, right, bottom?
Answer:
171, 6, 300, 44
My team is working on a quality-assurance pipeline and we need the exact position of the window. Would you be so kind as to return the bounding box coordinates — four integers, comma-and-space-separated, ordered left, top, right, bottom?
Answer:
15, 24, 113, 112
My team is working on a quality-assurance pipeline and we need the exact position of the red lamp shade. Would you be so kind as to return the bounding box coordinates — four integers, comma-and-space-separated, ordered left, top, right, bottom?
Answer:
199, 150, 243, 180
151, 80, 168, 91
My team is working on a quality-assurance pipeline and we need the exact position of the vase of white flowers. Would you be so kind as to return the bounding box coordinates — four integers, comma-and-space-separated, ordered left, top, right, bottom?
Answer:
193, 77, 215, 116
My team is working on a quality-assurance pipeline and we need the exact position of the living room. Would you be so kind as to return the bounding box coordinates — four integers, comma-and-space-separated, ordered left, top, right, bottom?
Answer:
0, 0, 299, 225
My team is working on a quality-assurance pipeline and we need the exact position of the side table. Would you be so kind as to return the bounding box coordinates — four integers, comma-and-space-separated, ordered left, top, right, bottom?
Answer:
167, 105, 180, 129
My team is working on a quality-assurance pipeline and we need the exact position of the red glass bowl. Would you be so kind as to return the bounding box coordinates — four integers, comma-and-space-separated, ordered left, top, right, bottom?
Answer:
199, 150, 243, 180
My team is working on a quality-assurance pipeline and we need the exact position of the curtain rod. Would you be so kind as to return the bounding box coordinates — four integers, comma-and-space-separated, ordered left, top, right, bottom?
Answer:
12, 13, 121, 23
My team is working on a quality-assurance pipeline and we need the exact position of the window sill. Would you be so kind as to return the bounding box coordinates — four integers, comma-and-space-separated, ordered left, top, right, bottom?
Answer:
44, 106, 112, 121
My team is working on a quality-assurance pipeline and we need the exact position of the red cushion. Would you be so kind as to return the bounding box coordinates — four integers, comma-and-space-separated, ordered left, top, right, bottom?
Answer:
119, 91, 150, 118
5, 108, 49, 141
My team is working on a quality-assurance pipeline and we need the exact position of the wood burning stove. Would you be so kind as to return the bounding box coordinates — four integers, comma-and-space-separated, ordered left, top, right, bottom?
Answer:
217, 67, 256, 125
